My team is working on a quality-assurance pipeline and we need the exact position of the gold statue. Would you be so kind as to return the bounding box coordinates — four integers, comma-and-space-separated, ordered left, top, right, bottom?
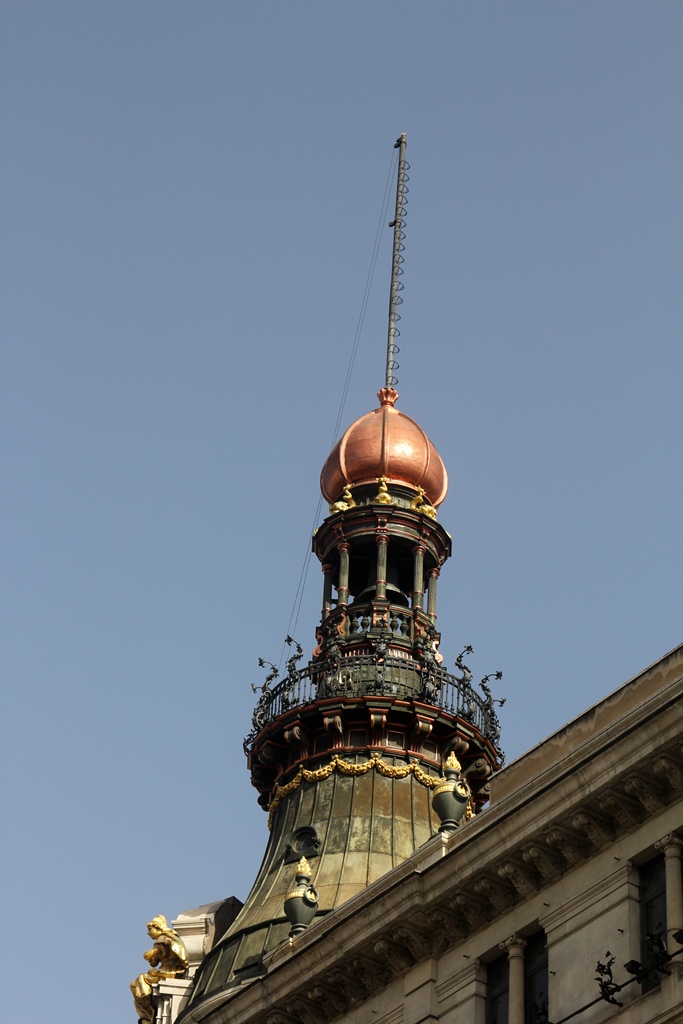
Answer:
409, 486, 437, 519
130, 915, 189, 1024
373, 476, 394, 505
329, 484, 357, 514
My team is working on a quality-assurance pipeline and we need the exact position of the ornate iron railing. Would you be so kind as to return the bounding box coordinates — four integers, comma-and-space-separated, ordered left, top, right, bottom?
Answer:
244, 639, 505, 761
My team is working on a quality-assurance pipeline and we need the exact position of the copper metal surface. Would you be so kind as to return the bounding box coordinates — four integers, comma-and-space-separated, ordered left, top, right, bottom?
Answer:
320, 388, 448, 507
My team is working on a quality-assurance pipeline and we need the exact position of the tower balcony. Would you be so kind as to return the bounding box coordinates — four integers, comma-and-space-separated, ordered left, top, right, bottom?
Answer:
244, 646, 504, 761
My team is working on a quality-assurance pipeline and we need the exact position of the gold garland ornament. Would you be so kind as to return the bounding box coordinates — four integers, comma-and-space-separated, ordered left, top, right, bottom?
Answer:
267, 753, 440, 829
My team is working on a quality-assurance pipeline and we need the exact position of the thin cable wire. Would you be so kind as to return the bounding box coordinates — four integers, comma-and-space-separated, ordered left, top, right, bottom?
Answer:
276, 151, 399, 669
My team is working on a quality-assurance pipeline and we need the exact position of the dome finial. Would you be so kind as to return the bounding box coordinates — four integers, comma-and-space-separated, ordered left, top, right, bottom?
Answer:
377, 386, 398, 407
385, 134, 408, 390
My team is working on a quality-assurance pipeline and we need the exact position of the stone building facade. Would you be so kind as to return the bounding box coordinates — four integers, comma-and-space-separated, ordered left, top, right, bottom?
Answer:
157, 643, 683, 1024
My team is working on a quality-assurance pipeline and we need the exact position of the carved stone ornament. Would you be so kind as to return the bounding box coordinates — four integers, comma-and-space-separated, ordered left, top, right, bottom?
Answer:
395, 923, 433, 961
374, 935, 416, 975
500, 933, 528, 955
285, 996, 321, 1024
348, 955, 389, 995
624, 774, 667, 814
544, 825, 589, 865
324, 966, 368, 1006
266, 1012, 297, 1024
597, 791, 643, 830
522, 843, 564, 881
450, 891, 490, 928
498, 859, 539, 898
307, 984, 348, 1017
571, 810, 614, 851
426, 907, 466, 954
653, 755, 683, 794
474, 875, 515, 913
655, 833, 683, 853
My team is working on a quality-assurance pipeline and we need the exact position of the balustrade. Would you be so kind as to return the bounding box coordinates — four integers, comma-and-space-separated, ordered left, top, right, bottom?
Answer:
245, 648, 502, 757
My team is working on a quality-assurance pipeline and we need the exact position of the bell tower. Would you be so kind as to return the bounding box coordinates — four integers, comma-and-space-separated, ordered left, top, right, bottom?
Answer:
181, 137, 505, 1018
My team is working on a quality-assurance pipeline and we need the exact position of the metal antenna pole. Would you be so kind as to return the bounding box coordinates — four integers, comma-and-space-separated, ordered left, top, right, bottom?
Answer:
385, 133, 408, 389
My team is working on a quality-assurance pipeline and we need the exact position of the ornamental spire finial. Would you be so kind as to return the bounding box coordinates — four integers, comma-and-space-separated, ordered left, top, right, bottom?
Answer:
385, 133, 408, 390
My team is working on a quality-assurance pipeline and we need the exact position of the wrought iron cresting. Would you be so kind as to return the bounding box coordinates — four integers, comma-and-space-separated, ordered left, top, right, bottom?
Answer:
533, 929, 683, 1024
244, 638, 506, 761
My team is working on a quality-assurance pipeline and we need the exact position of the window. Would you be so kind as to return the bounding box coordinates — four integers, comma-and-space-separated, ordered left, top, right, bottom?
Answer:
640, 856, 666, 993
486, 931, 548, 1024
486, 954, 509, 1024
525, 931, 548, 1022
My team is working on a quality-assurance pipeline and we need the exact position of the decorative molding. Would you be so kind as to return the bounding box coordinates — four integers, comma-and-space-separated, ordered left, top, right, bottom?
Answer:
394, 923, 433, 962
283, 724, 310, 762
500, 933, 527, 954
374, 936, 416, 976
425, 907, 466, 955
323, 715, 345, 750
521, 843, 564, 881
266, 1012, 297, 1024
348, 955, 388, 995
323, 966, 368, 1007
655, 833, 683, 853
307, 984, 348, 1018
463, 755, 492, 779
653, 755, 683, 795
284, 996, 321, 1024
450, 891, 490, 928
544, 825, 589, 865
624, 773, 667, 814
408, 716, 433, 753
266, 753, 440, 828
572, 810, 615, 850
474, 875, 515, 913
499, 859, 539, 898
369, 709, 388, 746
597, 791, 643, 830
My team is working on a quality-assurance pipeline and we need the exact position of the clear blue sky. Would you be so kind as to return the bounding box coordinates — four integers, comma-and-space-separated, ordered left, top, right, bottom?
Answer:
1, 3, 681, 1022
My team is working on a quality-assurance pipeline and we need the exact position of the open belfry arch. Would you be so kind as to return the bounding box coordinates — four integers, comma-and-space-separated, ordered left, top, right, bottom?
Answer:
129, 138, 683, 1024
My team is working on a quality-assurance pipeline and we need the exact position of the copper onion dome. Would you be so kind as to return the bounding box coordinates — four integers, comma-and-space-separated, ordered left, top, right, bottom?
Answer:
320, 387, 448, 507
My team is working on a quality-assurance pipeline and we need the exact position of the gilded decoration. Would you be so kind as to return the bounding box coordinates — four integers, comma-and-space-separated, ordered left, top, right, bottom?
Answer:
267, 753, 439, 828
373, 476, 394, 505
130, 915, 189, 1024
443, 751, 462, 771
409, 486, 437, 519
296, 855, 313, 876
329, 484, 357, 515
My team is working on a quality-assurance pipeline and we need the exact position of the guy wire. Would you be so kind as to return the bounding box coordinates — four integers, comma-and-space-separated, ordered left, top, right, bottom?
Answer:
277, 149, 399, 670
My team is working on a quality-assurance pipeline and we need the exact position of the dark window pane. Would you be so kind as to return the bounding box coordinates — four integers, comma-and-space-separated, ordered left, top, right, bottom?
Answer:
641, 857, 667, 993
525, 932, 548, 1023
487, 955, 509, 1024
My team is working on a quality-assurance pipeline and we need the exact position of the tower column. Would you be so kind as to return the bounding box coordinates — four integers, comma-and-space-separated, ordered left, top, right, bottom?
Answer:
427, 567, 440, 623
337, 543, 350, 608
375, 532, 388, 601
411, 544, 425, 611
321, 563, 335, 621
